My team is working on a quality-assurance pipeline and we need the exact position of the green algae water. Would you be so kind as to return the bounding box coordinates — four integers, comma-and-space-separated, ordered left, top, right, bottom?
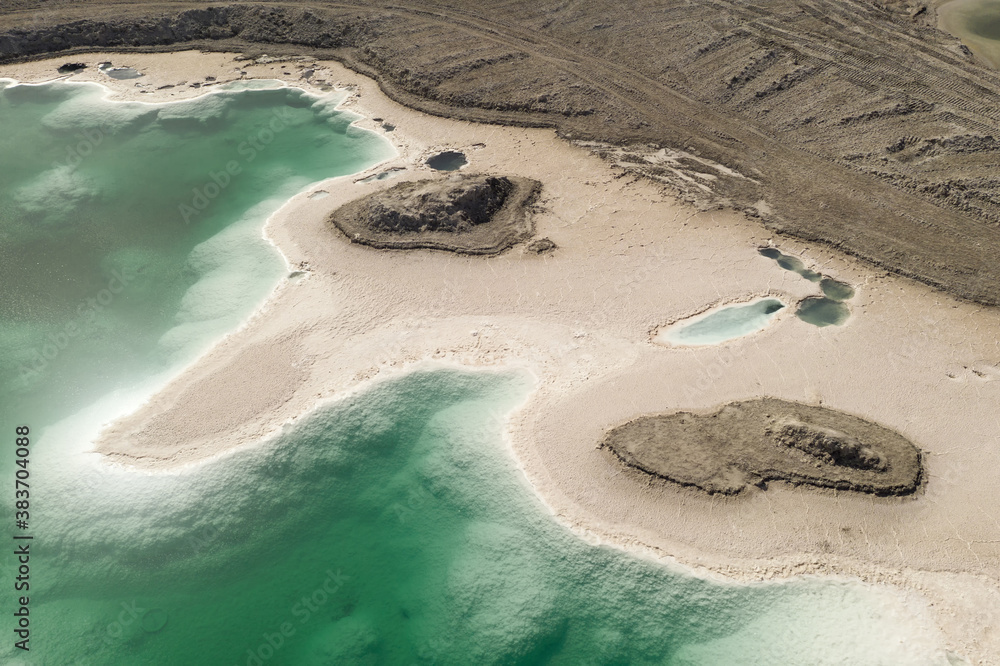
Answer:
759, 247, 821, 282
0, 80, 953, 665
796, 297, 852, 327
8, 371, 952, 664
820, 277, 856, 302
0, 78, 393, 431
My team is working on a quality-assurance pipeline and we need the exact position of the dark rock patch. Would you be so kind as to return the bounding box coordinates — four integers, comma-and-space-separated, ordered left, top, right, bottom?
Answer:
329, 173, 541, 254
56, 62, 86, 74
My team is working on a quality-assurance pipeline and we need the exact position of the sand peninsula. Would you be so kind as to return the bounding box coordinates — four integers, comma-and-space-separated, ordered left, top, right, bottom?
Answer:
3, 46, 1000, 663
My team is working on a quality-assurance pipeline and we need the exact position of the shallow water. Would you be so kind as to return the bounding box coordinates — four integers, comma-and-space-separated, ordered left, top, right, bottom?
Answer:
759, 247, 822, 282
939, 0, 1000, 67
796, 297, 852, 327
968, 7, 1000, 39
0, 79, 393, 433
820, 277, 856, 302
0, 80, 950, 665
0, 76, 399, 662
657, 298, 785, 346
759, 247, 855, 326
9, 371, 951, 664
949, 0, 1000, 39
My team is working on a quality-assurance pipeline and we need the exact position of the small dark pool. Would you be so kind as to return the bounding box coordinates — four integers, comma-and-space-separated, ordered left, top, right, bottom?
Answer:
820, 277, 856, 302
759, 247, 822, 282
426, 151, 467, 171
795, 297, 851, 327
966, 5, 1000, 40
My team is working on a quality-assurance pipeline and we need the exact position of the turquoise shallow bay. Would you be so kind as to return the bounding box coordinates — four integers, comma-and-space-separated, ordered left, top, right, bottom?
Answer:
0, 78, 393, 432
0, 79, 949, 665
12, 370, 948, 665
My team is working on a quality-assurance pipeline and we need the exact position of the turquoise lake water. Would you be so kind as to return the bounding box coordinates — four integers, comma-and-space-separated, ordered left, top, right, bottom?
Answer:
659, 298, 785, 346
0, 79, 952, 664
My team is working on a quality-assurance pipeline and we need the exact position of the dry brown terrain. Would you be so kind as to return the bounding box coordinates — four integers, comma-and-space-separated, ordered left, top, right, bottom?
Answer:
602, 398, 924, 495
2, 0, 1000, 305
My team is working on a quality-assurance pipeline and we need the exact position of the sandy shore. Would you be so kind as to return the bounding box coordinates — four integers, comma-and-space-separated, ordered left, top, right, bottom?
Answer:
4, 51, 1000, 663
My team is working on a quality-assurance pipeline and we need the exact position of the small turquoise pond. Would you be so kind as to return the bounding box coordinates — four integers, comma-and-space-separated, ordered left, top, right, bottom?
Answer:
656, 298, 785, 346
758, 247, 822, 282
759, 247, 856, 327
795, 297, 851, 327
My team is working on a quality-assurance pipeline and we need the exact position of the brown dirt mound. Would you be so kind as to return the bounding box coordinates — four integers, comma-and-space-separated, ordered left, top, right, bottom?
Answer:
601, 398, 923, 495
328, 173, 541, 254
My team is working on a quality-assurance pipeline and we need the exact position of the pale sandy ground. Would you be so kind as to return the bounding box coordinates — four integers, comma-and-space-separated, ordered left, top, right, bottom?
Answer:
4, 51, 1000, 663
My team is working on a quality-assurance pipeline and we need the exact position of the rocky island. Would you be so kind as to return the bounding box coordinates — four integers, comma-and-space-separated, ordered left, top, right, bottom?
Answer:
601, 398, 923, 495
328, 173, 541, 254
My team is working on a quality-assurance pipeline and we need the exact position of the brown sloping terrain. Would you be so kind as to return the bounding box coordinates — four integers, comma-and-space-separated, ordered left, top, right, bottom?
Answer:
2, 1, 1000, 302
601, 398, 924, 496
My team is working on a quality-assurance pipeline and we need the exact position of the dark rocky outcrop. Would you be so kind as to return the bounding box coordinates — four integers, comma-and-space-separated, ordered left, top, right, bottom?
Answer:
56, 61, 86, 73
365, 175, 513, 233
771, 420, 885, 472
329, 173, 540, 254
